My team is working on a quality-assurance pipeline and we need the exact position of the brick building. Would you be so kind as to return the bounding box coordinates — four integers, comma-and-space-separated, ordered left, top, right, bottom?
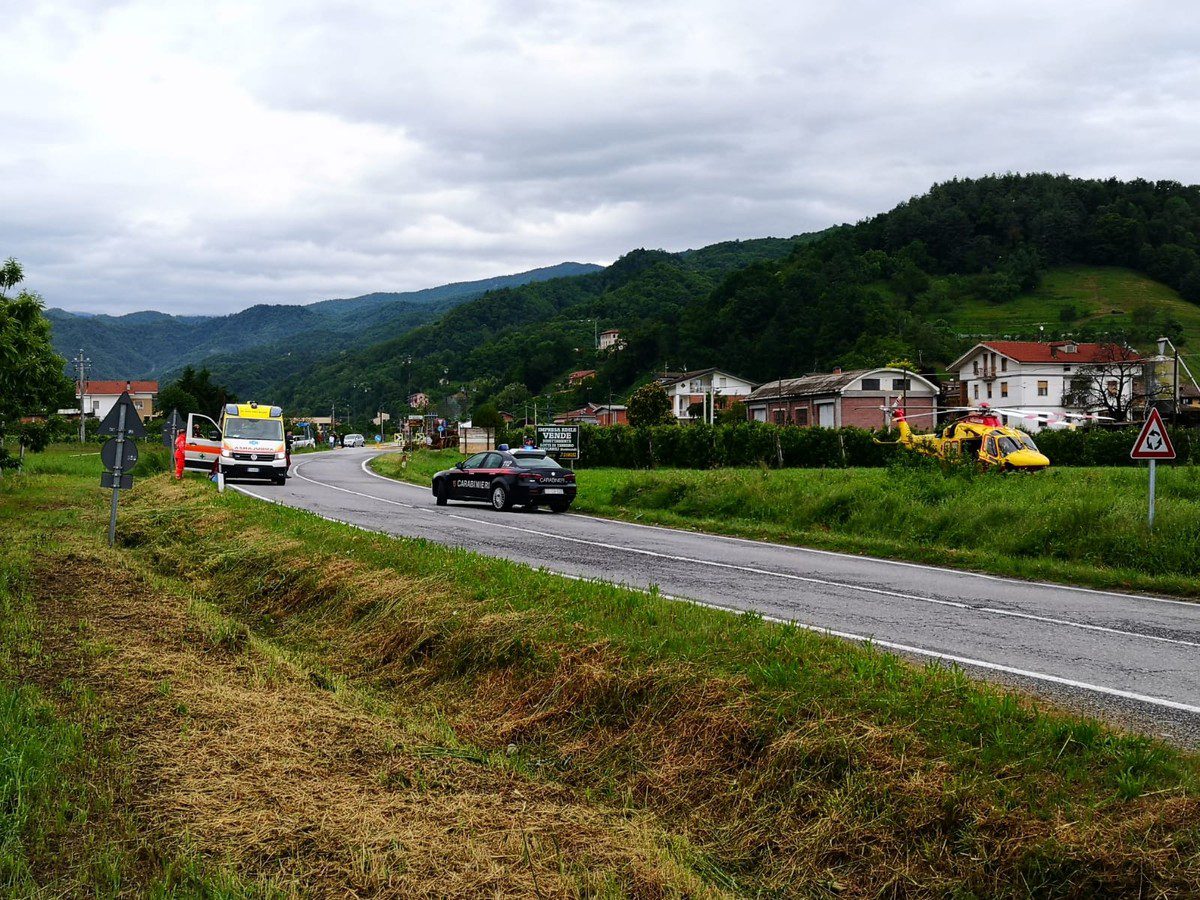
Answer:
743, 367, 939, 429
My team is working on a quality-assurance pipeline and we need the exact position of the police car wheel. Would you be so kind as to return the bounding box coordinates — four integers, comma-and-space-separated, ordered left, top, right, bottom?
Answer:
491, 484, 512, 511
435, 480, 449, 506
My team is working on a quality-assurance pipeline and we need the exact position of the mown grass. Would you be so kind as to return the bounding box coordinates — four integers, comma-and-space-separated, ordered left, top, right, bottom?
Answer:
0, 453, 275, 897
373, 450, 1200, 596
112, 475, 1200, 890
8, 445, 1200, 893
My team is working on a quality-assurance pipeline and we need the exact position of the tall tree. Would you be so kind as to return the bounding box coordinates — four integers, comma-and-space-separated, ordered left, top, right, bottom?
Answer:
0, 258, 72, 444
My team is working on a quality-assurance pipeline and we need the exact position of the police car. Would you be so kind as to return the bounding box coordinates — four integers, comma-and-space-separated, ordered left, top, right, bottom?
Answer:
432, 447, 576, 512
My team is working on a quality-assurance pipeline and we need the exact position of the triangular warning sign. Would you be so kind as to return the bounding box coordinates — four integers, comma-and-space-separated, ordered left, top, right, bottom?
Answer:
1130, 408, 1175, 460
97, 391, 147, 438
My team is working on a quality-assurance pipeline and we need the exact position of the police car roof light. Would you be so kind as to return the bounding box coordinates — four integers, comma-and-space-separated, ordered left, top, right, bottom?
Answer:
270, 406, 282, 417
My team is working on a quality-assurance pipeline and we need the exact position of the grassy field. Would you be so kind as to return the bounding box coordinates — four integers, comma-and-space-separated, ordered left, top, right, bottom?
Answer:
946, 265, 1200, 364
5, 446, 1200, 895
372, 450, 1200, 597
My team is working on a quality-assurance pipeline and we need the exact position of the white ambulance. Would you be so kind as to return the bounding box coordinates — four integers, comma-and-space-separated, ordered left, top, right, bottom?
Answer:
183, 402, 289, 484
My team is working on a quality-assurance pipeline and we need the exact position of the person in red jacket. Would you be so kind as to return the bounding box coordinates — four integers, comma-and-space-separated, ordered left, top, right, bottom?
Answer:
174, 428, 187, 479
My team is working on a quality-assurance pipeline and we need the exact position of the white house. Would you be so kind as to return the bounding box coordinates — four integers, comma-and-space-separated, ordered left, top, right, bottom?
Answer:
76, 380, 158, 422
657, 368, 756, 421
949, 341, 1142, 430
598, 328, 624, 351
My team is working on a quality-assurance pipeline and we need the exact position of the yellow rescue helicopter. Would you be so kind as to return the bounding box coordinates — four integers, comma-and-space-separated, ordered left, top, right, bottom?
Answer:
879, 402, 1108, 470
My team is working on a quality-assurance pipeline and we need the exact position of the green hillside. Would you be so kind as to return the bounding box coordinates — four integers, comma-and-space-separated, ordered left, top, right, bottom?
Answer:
270, 237, 810, 414
159, 175, 1200, 424
947, 265, 1200, 362
49, 262, 601, 380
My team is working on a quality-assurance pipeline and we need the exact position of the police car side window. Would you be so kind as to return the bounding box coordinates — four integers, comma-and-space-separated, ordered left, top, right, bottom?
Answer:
463, 453, 488, 468
481, 453, 504, 468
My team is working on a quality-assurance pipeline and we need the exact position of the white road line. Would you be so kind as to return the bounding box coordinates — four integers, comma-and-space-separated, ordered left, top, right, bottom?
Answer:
357, 451, 1199, 609
229, 480, 1200, 717
330, 454, 1200, 650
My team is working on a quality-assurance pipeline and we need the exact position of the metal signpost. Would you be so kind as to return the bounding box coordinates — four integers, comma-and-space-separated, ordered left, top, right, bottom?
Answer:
161, 408, 183, 450
536, 424, 580, 461
1130, 407, 1175, 529
98, 391, 146, 546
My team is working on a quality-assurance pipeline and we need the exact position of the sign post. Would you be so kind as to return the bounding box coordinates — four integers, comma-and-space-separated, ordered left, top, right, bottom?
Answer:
161, 408, 183, 450
98, 391, 146, 546
1130, 407, 1175, 529
535, 424, 580, 461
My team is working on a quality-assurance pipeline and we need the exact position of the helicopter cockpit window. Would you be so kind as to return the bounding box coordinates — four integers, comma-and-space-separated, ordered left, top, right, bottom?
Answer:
996, 436, 1026, 455
1017, 433, 1038, 451
985, 436, 999, 456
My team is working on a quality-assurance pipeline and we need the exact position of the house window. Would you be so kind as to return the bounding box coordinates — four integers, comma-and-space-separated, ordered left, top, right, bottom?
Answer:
1037, 380, 1048, 397
92, 400, 100, 412
987, 384, 993, 399
861, 378, 881, 391
1063, 365, 1071, 372
973, 360, 979, 375
773, 409, 785, 425
794, 408, 808, 426
973, 383, 979, 399
1107, 380, 1118, 396
1001, 358, 1008, 372
891, 378, 910, 390
1000, 382, 1008, 398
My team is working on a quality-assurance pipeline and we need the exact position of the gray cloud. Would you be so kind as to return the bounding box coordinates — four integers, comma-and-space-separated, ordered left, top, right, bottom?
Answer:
1, 0, 1198, 315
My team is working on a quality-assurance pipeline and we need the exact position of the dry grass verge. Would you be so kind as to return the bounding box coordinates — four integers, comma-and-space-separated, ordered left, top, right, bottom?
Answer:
103, 477, 1200, 896
6, 460, 1200, 897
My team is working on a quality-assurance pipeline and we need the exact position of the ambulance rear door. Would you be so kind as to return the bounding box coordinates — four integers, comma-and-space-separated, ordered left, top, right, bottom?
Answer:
184, 413, 222, 470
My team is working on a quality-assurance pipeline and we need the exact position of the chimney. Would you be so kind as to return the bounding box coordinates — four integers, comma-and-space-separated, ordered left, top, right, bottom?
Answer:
832, 365, 842, 375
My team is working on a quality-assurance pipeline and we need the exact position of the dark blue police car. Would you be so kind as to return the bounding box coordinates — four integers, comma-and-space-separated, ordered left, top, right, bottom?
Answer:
432, 447, 576, 512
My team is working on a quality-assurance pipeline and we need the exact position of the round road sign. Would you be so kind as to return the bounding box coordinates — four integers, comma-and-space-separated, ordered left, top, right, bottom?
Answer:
101, 437, 139, 472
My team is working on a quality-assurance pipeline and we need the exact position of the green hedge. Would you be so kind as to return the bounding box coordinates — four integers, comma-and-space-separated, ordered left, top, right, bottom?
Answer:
502, 423, 1200, 470
573, 423, 904, 469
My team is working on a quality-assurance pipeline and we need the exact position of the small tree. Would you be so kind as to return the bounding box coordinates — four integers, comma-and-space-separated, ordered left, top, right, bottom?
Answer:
471, 403, 504, 430
0, 258, 72, 465
157, 384, 199, 416
1061, 344, 1158, 423
628, 382, 674, 427
716, 400, 747, 425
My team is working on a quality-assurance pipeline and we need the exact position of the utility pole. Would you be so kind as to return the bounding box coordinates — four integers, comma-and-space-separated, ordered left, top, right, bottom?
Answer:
72, 349, 91, 445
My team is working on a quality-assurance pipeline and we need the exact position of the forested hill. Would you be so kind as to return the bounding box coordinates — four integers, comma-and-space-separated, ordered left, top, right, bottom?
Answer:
681, 174, 1200, 381
265, 236, 811, 411
48, 261, 601, 378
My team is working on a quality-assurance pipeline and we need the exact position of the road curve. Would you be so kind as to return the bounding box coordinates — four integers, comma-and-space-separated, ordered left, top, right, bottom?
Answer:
233, 448, 1200, 744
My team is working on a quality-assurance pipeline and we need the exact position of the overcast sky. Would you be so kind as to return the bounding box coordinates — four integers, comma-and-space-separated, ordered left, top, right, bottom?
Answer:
4, 1, 1198, 315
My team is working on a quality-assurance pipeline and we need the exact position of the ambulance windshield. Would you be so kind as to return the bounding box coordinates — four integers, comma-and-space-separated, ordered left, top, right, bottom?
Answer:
225, 417, 284, 441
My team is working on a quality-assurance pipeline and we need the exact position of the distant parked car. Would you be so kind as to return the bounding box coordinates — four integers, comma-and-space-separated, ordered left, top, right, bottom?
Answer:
344, 433, 366, 448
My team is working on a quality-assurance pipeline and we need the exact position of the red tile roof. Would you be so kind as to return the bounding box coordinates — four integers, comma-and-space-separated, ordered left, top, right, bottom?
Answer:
977, 341, 1140, 364
77, 380, 158, 396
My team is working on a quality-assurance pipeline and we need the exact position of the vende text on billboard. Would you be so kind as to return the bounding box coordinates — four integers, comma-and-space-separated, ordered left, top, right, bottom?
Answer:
536, 425, 580, 460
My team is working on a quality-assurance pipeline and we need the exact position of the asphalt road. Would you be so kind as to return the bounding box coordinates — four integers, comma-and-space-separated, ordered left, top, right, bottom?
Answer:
234, 448, 1200, 744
